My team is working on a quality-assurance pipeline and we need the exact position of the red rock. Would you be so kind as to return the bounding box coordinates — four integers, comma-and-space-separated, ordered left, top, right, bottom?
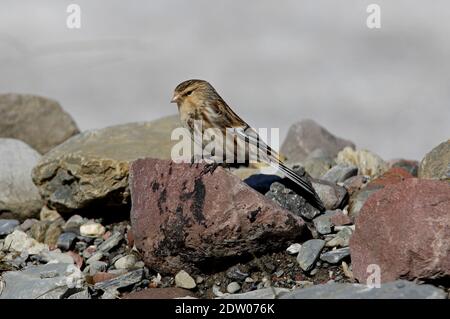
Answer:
350, 178, 450, 283
130, 159, 306, 274
366, 167, 413, 189
330, 211, 352, 226
123, 288, 195, 299
93, 272, 118, 284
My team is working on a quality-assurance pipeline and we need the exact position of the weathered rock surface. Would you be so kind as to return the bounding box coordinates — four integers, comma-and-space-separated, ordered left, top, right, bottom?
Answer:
0, 94, 79, 154
351, 178, 450, 283
32, 116, 182, 213
418, 139, 450, 181
280, 119, 355, 163
130, 159, 306, 274
296, 239, 325, 271
321, 164, 358, 184
337, 147, 388, 177
0, 139, 43, 220
280, 280, 447, 299
311, 180, 348, 210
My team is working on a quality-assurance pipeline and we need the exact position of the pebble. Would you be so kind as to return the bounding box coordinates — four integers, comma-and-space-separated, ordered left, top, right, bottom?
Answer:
313, 211, 338, 235
63, 215, 84, 233
321, 164, 358, 184
40, 206, 61, 222
57, 232, 78, 251
196, 276, 204, 284
114, 254, 137, 269
325, 228, 353, 247
94, 269, 143, 291
310, 268, 318, 276
212, 284, 225, 297
80, 222, 105, 237
175, 270, 196, 289
86, 251, 104, 265
0, 219, 20, 236
226, 282, 241, 294
320, 247, 351, 264
297, 239, 325, 272
97, 232, 123, 252
226, 266, 249, 282
89, 261, 108, 275
286, 243, 302, 255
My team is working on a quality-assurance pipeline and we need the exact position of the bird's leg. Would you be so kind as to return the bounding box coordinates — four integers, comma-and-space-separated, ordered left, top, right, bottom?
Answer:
201, 162, 220, 175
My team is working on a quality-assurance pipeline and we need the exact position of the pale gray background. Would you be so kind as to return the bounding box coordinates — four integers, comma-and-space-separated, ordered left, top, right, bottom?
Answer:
1, 0, 449, 160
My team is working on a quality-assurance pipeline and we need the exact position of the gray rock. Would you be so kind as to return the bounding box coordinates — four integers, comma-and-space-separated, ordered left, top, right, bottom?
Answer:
218, 287, 291, 299
322, 164, 358, 184
0, 94, 79, 154
280, 119, 355, 163
302, 157, 335, 179
286, 243, 302, 255
418, 139, 450, 181
31, 116, 182, 213
281, 280, 447, 299
63, 215, 84, 233
312, 180, 348, 210
337, 148, 388, 178
97, 231, 123, 253
39, 250, 74, 264
57, 232, 78, 251
0, 219, 19, 236
4, 229, 47, 254
226, 282, 241, 294
313, 211, 339, 235
226, 266, 249, 282
89, 261, 108, 275
86, 251, 104, 265
320, 247, 351, 264
0, 263, 75, 299
266, 182, 320, 220
94, 269, 144, 291
67, 288, 90, 299
0, 139, 43, 220
175, 270, 196, 289
326, 227, 353, 247
114, 254, 137, 270
297, 239, 325, 271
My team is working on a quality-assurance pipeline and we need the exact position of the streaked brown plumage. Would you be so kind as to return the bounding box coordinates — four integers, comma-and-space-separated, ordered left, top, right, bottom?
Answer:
171, 79, 325, 211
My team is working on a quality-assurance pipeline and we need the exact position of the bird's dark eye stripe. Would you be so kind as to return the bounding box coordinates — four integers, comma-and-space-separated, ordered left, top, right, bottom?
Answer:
185, 90, 194, 96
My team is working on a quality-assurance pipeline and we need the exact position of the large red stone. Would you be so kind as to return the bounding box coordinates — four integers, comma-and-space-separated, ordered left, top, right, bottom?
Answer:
129, 159, 306, 274
350, 178, 450, 283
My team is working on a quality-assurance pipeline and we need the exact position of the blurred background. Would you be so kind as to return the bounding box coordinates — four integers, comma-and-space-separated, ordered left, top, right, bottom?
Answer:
0, 0, 449, 160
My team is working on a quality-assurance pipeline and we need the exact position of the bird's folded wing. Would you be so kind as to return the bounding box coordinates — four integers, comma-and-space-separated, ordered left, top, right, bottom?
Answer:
234, 126, 324, 210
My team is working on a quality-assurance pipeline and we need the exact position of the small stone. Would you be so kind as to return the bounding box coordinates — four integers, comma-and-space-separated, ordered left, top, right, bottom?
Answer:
321, 164, 358, 183
226, 282, 241, 294
89, 261, 108, 276
57, 232, 77, 251
86, 251, 104, 265
245, 277, 254, 283
39, 206, 61, 222
212, 285, 225, 297
114, 254, 137, 270
297, 239, 325, 272
195, 276, 204, 284
326, 228, 353, 247
63, 215, 84, 233
313, 211, 338, 235
274, 270, 284, 277
310, 268, 318, 276
39, 250, 74, 264
226, 266, 249, 282
329, 211, 352, 226
0, 219, 19, 236
320, 247, 351, 264
94, 269, 143, 291
4, 229, 47, 254
175, 270, 196, 290
97, 232, 123, 253
286, 243, 302, 255
80, 222, 105, 238
312, 181, 348, 210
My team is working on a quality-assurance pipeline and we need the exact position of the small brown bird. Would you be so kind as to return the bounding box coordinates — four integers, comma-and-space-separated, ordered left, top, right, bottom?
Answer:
171, 79, 325, 211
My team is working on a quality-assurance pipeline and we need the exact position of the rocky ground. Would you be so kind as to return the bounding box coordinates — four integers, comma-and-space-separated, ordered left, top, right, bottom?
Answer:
0, 93, 449, 299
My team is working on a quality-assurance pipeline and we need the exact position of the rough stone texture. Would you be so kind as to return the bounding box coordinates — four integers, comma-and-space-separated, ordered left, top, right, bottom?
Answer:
280, 119, 355, 163
130, 159, 306, 274
0, 94, 79, 154
265, 182, 320, 220
351, 178, 450, 283
296, 239, 325, 271
0, 138, 43, 220
337, 147, 388, 178
32, 115, 182, 213
418, 139, 450, 181
0, 263, 76, 299
321, 164, 358, 184
280, 280, 447, 299
342, 175, 369, 197
311, 180, 348, 210
0, 219, 19, 236
320, 247, 350, 264
366, 167, 413, 189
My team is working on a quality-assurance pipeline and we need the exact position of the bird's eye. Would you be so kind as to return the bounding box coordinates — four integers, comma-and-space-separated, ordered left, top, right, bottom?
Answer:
185, 90, 194, 96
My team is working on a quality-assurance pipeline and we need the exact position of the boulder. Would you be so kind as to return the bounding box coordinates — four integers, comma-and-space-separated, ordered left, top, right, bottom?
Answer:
0, 94, 79, 154
418, 139, 450, 181
351, 178, 450, 283
130, 159, 306, 274
32, 116, 182, 213
336, 147, 388, 178
0, 138, 43, 220
280, 119, 355, 163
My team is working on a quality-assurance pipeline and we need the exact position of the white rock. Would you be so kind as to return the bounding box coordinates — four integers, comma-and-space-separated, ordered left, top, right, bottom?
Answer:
175, 270, 196, 289
114, 254, 137, 269
226, 282, 241, 294
4, 230, 47, 254
286, 243, 302, 255
80, 222, 105, 237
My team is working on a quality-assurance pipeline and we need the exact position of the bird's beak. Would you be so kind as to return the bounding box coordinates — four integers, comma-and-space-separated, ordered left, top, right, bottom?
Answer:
171, 94, 180, 103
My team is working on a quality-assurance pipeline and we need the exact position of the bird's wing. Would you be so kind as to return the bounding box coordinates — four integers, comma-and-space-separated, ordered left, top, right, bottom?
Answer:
234, 126, 325, 211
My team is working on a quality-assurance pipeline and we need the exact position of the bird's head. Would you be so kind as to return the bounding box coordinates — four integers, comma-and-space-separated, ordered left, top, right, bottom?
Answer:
171, 79, 219, 108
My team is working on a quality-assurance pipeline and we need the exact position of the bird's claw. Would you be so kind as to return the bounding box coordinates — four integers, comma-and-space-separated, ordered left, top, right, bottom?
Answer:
201, 162, 219, 175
